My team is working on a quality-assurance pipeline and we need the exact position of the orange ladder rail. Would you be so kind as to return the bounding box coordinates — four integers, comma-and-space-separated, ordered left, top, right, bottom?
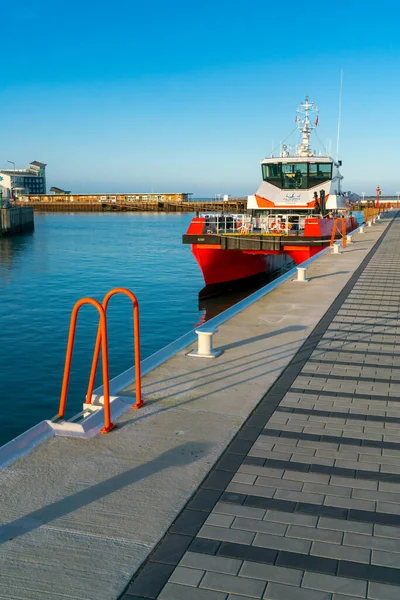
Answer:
86, 288, 144, 410
58, 298, 115, 434
330, 217, 347, 248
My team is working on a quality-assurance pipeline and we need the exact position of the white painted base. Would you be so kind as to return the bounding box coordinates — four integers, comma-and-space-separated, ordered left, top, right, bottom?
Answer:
187, 349, 223, 359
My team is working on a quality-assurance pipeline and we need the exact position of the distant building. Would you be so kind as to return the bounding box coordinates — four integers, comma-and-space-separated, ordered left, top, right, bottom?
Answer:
0, 161, 46, 199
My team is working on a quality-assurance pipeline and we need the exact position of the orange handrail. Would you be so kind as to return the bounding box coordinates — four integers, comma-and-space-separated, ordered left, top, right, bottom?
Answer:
58, 298, 115, 434
330, 217, 347, 248
86, 288, 144, 410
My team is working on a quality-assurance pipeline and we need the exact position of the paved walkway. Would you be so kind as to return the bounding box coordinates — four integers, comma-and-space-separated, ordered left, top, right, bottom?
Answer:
123, 215, 400, 600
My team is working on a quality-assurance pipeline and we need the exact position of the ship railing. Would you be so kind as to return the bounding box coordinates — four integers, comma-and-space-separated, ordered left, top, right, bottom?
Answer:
201, 212, 326, 236
202, 213, 250, 234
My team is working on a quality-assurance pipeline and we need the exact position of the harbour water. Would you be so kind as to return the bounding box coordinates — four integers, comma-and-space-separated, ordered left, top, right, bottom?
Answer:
0, 213, 208, 446
0, 210, 364, 447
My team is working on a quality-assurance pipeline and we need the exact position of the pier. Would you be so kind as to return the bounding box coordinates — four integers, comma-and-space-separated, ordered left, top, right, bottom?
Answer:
15, 193, 247, 214
17, 199, 247, 213
1, 211, 400, 599
0, 206, 34, 236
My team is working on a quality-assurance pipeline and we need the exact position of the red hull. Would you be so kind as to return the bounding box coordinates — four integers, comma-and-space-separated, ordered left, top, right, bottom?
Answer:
187, 215, 358, 296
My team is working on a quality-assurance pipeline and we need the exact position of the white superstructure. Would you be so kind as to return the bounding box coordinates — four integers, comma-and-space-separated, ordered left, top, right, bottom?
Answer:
248, 96, 356, 213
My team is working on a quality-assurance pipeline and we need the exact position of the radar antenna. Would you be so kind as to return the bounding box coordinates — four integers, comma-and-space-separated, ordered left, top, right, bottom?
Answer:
295, 95, 319, 157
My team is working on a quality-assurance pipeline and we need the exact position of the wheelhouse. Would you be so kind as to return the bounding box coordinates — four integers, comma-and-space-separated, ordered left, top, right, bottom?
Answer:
261, 160, 333, 190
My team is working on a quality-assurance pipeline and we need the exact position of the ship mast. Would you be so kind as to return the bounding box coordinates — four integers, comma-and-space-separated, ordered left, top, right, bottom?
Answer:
295, 96, 319, 157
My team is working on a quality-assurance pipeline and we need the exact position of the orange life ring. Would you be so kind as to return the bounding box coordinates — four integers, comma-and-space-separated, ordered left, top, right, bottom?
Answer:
236, 220, 242, 230
270, 220, 286, 232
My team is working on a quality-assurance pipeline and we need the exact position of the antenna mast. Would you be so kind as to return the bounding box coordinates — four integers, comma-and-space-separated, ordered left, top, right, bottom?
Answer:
336, 70, 343, 161
295, 95, 319, 156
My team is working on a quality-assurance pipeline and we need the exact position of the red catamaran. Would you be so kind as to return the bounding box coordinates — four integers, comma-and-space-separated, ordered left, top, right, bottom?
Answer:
183, 96, 359, 297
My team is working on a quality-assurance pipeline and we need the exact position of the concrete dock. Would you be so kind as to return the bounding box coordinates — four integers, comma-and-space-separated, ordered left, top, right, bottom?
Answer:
1, 211, 399, 599
0, 206, 34, 236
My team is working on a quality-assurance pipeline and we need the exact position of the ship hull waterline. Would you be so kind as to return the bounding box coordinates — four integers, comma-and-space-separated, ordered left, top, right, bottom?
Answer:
193, 244, 324, 299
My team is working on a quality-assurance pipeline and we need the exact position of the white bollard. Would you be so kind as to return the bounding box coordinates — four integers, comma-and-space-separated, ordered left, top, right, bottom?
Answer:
368, 220, 373, 227
332, 243, 341, 254
346, 234, 353, 244
293, 266, 309, 282
359, 225, 365, 234
377, 214, 381, 220
187, 328, 222, 358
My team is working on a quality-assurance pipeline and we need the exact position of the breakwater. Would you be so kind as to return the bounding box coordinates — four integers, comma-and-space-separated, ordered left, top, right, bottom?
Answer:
0, 207, 34, 235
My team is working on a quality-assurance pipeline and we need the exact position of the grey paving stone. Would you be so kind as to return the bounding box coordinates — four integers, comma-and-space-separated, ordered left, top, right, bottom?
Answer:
377, 502, 400, 515
180, 552, 242, 575
286, 524, 342, 544
249, 449, 293, 461
238, 465, 285, 478
311, 541, 371, 564
297, 439, 339, 451
302, 572, 367, 597
316, 448, 357, 461
274, 489, 325, 505
344, 532, 400, 553
255, 476, 303, 491
226, 482, 276, 499
232, 473, 258, 485
303, 482, 352, 498
368, 581, 400, 599
253, 532, 311, 554
318, 517, 373, 535
265, 509, 318, 527
292, 454, 335, 467
335, 459, 380, 472
283, 471, 330, 484
159, 583, 228, 600
214, 502, 266, 521
324, 496, 376, 511
374, 524, 400, 539
274, 445, 315, 458
232, 517, 286, 536
332, 596, 362, 600
372, 549, 400, 568
379, 481, 400, 493
264, 582, 331, 600
228, 596, 266, 600
205, 514, 235, 528
200, 571, 266, 598
352, 487, 400, 503
239, 562, 303, 586
170, 566, 205, 587
198, 525, 255, 545
330, 475, 378, 491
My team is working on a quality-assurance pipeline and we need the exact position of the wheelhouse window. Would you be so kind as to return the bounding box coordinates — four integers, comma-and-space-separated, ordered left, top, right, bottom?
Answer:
261, 161, 332, 189
281, 163, 307, 189
308, 163, 332, 186
262, 163, 281, 187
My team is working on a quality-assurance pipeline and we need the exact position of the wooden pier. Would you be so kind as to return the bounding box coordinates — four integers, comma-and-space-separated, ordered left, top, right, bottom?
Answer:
16, 199, 247, 213
0, 207, 34, 236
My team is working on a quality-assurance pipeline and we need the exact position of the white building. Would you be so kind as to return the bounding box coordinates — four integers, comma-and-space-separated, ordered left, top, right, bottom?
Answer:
0, 161, 46, 200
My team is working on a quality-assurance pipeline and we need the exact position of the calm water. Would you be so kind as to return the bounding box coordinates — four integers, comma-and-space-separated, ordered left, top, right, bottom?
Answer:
0, 213, 216, 446
0, 211, 364, 446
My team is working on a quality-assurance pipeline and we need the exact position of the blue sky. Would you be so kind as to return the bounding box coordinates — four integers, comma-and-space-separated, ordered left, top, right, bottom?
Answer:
2, 0, 399, 196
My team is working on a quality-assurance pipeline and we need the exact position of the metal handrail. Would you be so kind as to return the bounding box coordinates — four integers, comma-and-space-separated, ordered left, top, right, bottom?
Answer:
86, 288, 144, 410
58, 298, 115, 433
330, 217, 347, 248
